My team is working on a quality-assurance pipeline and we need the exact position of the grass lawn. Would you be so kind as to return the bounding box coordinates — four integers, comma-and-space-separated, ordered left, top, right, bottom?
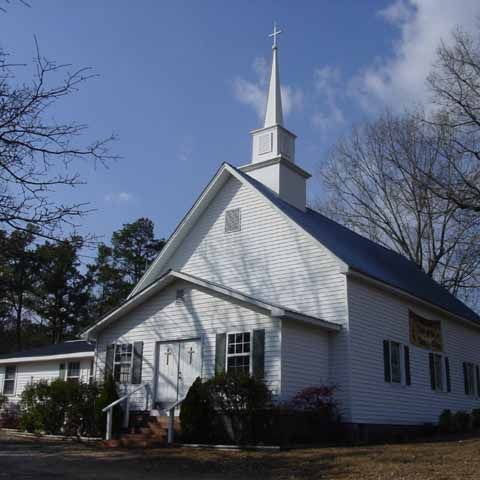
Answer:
1, 430, 480, 479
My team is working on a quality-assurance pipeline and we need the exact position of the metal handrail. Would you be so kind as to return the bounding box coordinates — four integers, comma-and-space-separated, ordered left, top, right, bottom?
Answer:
102, 384, 146, 412
102, 384, 148, 441
162, 396, 186, 445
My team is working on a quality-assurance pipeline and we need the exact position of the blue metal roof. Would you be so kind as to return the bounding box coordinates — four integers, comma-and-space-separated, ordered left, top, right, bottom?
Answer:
232, 164, 480, 324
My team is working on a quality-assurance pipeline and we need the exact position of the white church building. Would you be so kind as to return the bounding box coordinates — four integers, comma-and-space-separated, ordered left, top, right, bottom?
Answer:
81, 29, 480, 431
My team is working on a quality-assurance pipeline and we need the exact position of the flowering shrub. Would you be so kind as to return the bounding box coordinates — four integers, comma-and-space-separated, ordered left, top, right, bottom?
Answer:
289, 385, 339, 421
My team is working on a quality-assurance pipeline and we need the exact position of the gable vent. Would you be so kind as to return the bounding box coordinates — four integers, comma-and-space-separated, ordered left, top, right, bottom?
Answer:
176, 289, 186, 305
225, 208, 241, 233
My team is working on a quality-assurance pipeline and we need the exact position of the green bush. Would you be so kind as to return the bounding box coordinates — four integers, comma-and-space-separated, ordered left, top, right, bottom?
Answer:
0, 394, 7, 411
472, 408, 480, 429
453, 411, 471, 433
180, 377, 215, 443
438, 409, 453, 433
19, 378, 117, 437
180, 372, 272, 444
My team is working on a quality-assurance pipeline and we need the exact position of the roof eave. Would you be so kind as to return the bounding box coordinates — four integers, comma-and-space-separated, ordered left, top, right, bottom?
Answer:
0, 351, 94, 365
347, 269, 480, 329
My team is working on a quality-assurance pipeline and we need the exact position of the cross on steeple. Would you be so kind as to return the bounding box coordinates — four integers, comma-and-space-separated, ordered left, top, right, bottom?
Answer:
269, 22, 282, 49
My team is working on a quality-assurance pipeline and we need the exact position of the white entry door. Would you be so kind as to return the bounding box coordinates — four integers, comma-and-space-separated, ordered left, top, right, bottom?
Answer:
157, 339, 201, 407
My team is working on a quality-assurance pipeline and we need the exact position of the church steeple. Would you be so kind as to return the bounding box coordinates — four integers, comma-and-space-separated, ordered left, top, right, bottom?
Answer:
264, 24, 283, 128
241, 23, 311, 212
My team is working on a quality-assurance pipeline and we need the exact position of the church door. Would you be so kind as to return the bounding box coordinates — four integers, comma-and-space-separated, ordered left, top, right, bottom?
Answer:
156, 339, 201, 407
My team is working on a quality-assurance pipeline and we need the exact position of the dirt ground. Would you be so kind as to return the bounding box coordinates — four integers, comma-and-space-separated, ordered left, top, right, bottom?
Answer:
2, 431, 480, 480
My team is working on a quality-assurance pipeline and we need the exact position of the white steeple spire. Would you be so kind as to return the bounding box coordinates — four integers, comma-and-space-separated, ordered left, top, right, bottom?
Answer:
264, 23, 283, 128
243, 23, 311, 212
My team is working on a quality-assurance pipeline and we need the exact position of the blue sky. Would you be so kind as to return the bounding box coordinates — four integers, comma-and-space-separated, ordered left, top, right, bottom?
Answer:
1, 0, 480, 248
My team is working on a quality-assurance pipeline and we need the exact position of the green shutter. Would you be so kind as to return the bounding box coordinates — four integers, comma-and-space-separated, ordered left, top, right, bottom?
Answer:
463, 362, 469, 395
429, 353, 435, 390
252, 329, 265, 379
105, 344, 115, 381
383, 340, 391, 383
215, 333, 226, 376
131, 342, 143, 385
404, 346, 411, 386
59, 363, 66, 381
445, 357, 451, 392
476, 365, 480, 397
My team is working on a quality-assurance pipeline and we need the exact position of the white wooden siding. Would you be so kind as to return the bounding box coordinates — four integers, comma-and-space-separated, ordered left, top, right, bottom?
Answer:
0, 357, 92, 403
281, 319, 330, 400
164, 177, 351, 416
95, 281, 281, 410
348, 276, 480, 425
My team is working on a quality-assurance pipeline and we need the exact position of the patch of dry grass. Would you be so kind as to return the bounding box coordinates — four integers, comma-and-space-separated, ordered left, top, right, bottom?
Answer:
2, 431, 480, 479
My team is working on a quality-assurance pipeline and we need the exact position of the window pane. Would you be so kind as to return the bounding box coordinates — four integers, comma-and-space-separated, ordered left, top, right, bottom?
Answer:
5, 366, 16, 380
3, 379, 14, 395
390, 342, 401, 383
67, 362, 80, 378
434, 354, 443, 391
227, 355, 250, 374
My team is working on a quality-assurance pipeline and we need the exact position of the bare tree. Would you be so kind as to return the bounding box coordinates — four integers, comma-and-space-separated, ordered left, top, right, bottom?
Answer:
424, 27, 480, 212
317, 112, 480, 307
0, 41, 116, 240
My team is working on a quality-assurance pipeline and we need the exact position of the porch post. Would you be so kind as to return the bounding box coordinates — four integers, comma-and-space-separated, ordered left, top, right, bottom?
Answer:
168, 408, 174, 444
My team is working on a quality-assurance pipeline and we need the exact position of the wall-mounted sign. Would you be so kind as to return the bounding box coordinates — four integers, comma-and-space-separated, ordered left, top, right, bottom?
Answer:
409, 310, 443, 352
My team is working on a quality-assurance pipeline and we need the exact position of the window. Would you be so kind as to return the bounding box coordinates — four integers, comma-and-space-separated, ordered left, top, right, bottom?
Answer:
2, 365, 16, 395
176, 289, 185, 305
225, 208, 241, 233
226, 332, 251, 374
429, 353, 450, 393
67, 362, 81, 384
383, 340, 410, 386
114, 344, 133, 384
463, 362, 478, 396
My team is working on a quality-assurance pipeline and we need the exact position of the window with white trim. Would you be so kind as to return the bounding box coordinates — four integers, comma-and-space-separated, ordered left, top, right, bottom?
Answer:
463, 362, 477, 396
114, 344, 133, 384
2, 365, 16, 395
383, 340, 411, 386
225, 208, 241, 233
67, 362, 81, 384
429, 352, 450, 393
226, 332, 251, 374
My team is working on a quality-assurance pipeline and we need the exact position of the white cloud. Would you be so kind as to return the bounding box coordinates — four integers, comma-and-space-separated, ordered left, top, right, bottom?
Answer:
177, 135, 194, 163
353, 0, 480, 111
233, 56, 304, 121
104, 192, 133, 203
311, 66, 346, 133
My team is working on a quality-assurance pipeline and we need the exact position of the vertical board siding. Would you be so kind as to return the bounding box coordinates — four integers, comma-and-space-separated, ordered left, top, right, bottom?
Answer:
95, 282, 281, 410
0, 357, 92, 403
281, 319, 330, 400
348, 277, 480, 425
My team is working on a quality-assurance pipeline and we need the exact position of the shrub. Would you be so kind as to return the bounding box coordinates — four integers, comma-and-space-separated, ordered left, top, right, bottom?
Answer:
472, 408, 480, 429
439, 409, 453, 433
19, 378, 112, 437
180, 377, 215, 443
289, 385, 339, 422
0, 400, 20, 429
180, 372, 272, 444
453, 411, 471, 433
0, 394, 7, 411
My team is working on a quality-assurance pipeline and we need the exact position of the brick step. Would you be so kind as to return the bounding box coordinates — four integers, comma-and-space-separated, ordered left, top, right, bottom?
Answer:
103, 415, 181, 449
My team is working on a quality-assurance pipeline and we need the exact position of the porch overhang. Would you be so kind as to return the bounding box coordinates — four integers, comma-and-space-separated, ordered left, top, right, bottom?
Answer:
81, 270, 342, 339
